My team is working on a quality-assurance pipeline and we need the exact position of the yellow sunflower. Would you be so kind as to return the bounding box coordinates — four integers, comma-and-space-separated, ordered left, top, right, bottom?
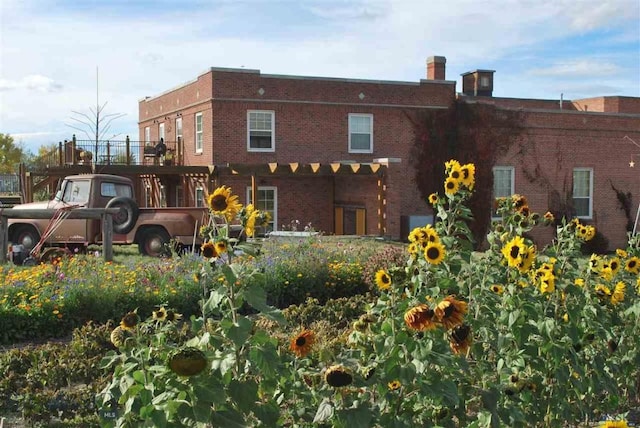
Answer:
543, 211, 555, 225
490, 284, 504, 294
609, 257, 621, 275
201, 241, 217, 258
511, 194, 528, 211
428, 193, 439, 205
375, 270, 392, 290
589, 254, 602, 273
448, 163, 463, 181
214, 240, 228, 255
207, 185, 242, 221
152, 307, 167, 321
459, 163, 475, 188
444, 177, 460, 195
435, 296, 468, 330
517, 245, 536, 273
449, 323, 472, 355
445, 159, 461, 172
599, 420, 629, 428
110, 326, 133, 348
120, 311, 139, 330
325, 365, 353, 387
290, 330, 315, 358
404, 304, 438, 331
611, 282, 625, 305
539, 272, 555, 294
424, 241, 446, 265
423, 225, 440, 243
595, 284, 612, 301
616, 248, 628, 258
501, 236, 526, 268
388, 380, 401, 391
165, 310, 182, 322
625, 256, 640, 274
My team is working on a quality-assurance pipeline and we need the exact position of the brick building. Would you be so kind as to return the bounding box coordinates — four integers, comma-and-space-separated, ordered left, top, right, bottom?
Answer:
139, 56, 640, 249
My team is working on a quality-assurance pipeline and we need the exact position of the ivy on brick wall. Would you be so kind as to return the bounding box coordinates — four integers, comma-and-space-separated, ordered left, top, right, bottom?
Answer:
408, 101, 524, 247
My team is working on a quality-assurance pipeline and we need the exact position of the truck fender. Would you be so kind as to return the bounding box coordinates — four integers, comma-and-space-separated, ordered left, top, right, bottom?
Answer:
106, 197, 139, 234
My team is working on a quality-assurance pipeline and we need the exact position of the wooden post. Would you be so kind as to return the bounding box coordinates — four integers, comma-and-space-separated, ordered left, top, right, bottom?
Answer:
102, 213, 113, 262
0, 215, 8, 264
377, 170, 387, 236
125, 136, 131, 165
251, 174, 257, 206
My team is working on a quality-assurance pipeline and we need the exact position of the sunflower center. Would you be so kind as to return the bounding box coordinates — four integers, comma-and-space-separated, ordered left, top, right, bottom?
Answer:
462, 169, 470, 179
451, 171, 460, 179
510, 245, 520, 259
443, 304, 455, 317
210, 195, 229, 211
630, 261, 637, 269
426, 247, 440, 260
611, 262, 618, 270
446, 181, 455, 189
296, 337, 307, 346
381, 275, 390, 284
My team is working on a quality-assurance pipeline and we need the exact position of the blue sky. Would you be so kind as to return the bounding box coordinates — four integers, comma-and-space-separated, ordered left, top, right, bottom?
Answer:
1, 0, 639, 155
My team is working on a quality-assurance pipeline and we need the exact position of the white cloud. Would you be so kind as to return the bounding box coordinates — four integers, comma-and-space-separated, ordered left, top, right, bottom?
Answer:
0, 75, 62, 92
530, 60, 621, 77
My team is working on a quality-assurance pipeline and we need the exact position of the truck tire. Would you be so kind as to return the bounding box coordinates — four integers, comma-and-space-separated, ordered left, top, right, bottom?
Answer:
11, 225, 41, 252
106, 197, 139, 234
138, 227, 171, 257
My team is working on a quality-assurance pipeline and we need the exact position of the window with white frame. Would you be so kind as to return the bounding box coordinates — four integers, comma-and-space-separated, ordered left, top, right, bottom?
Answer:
144, 127, 151, 146
195, 186, 205, 208
247, 186, 277, 233
348, 113, 373, 153
493, 166, 514, 218
159, 123, 165, 142
247, 110, 275, 152
195, 113, 203, 153
573, 168, 593, 219
175, 118, 183, 142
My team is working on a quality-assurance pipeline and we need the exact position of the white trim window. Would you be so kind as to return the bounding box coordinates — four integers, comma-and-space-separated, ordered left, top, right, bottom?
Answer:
195, 112, 203, 153
493, 166, 514, 218
144, 127, 151, 146
247, 186, 277, 233
573, 168, 593, 219
175, 117, 183, 142
159, 123, 165, 142
195, 186, 205, 208
348, 113, 373, 153
247, 110, 275, 152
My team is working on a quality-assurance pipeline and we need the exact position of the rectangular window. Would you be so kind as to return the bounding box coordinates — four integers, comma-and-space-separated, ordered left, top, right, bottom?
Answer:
195, 186, 205, 208
573, 168, 593, 219
145, 185, 152, 207
176, 185, 184, 207
348, 113, 373, 153
247, 110, 275, 152
144, 127, 151, 146
247, 186, 277, 234
175, 118, 183, 141
159, 123, 165, 142
101, 182, 132, 198
195, 113, 203, 153
493, 166, 514, 218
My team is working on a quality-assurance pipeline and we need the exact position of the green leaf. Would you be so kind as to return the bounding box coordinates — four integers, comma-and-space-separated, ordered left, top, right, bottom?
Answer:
228, 379, 258, 413
253, 402, 280, 426
193, 379, 224, 404
150, 409, 167, 428
223, 315, 253, 347
339, 405, 372, 428
203, 288, 226, 313
249, 345, 279, 378
243, 283, 286, 324
313, 398, 334, 423
210, 409, 249, 428
132, 370, 147, 384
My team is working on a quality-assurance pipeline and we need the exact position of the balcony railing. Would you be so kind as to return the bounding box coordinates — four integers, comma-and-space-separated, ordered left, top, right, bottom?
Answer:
34, 135, 184, 169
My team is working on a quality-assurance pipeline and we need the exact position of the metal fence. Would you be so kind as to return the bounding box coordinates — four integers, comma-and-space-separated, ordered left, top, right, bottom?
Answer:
0, 174, 20, 193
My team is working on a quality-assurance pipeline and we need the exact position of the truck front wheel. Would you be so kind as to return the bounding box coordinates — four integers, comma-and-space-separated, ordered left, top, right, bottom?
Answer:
138, 227, 171, 257
11, 225, 41, 252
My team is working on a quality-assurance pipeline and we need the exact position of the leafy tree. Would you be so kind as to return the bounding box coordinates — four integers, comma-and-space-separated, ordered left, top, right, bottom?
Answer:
0, 133, 26, 173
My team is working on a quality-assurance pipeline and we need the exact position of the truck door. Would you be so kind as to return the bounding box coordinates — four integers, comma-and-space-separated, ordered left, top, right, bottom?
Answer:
49, 179, 91, 244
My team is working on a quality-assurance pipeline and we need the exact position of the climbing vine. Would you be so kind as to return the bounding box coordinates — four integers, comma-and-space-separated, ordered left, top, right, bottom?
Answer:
409, 100, 525, 247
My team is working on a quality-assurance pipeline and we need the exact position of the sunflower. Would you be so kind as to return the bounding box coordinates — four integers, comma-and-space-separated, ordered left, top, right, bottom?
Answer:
423, 225, 440, 243
444, 177, 460, 195
595, 284, 612, 301
428, 193, 439, 205
616, 248, 628, 258
167, 347, 208, 377
622, 256, 640, 274
375, 270, 392, 290
325, 365, 353, 387
449, 323, 472, 355
511, 194, 528, 211
589, 254, 602, 273
543, 211, 555, 225
539, 272, 555, 294
609, 257, 621, 275
501, 236, 526, 268
460, 163, 475, 188
290, 330, 315, 357
153, 307, 167, 321
424, 241, 446, 265
388, 380, 401, 391
448, 163, 462, 181
445, 159, 461, 172
574, 278, 585, 287
207, 185, 242, 221
214, 240, 228, 255
517, 245, 536, 273
201, 241, 217, 259
611, 282, 625, 305
110, 326, 133, 348
165, 310, 182, 322
435, 296, 468, 330
408, 242, 420, 258
120, 311, 139, 330
599, 420, 629, 428
404, 304, 438, 331
490, 284, 504, 295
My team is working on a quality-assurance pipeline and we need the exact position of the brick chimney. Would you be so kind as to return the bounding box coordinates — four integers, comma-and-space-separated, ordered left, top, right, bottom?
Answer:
426, 56, 446, 80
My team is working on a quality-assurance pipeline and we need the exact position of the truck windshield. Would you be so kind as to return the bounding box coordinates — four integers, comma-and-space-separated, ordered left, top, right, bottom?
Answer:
61, 180, 90, 205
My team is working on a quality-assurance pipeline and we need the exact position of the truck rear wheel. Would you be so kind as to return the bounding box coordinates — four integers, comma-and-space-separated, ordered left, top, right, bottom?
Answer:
106, 197, 139, 234
12, 225, 41, 252
138, 227, 171, 257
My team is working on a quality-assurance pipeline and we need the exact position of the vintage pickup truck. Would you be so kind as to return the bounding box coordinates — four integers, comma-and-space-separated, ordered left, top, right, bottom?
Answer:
7, 174, 209, 257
